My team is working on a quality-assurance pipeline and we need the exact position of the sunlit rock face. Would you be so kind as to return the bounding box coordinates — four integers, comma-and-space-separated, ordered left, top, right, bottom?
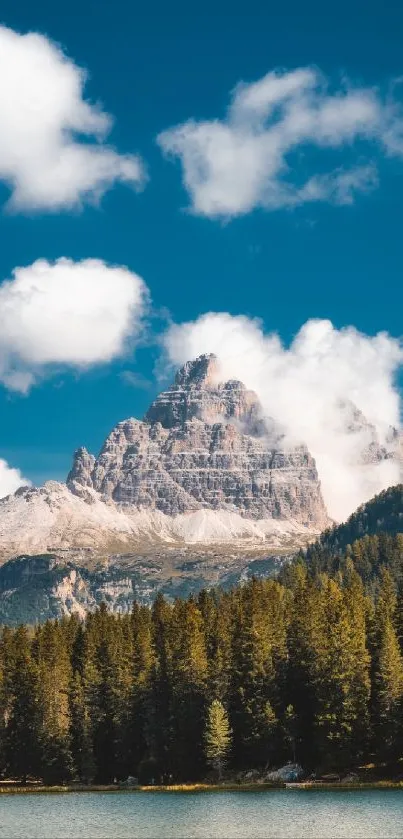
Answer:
67, 354, 328, 528
0, 354, 330, 585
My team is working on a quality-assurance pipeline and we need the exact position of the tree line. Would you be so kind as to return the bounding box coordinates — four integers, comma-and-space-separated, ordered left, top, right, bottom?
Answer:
305, 484, 403, 560
302, 532, 403, 589
1, 545, 403, 784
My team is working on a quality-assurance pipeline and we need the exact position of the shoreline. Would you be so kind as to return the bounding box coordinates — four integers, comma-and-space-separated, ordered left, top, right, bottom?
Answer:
1, 781, 403, 794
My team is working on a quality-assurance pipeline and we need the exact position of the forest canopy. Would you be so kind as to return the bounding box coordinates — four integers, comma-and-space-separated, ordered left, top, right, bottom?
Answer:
2, 535, 403, 785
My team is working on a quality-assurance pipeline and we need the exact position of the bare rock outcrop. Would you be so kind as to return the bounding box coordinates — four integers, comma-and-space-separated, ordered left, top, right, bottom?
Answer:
67, 354, 328, 528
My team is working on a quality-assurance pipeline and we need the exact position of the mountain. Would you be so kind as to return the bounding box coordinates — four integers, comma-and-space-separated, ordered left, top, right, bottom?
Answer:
0, 481, 315, 560
67, 353, 327, 524
0, 353, 334, 622
0, 354, 329, 565
4, 484, 403, 625
2, 353, 402, 625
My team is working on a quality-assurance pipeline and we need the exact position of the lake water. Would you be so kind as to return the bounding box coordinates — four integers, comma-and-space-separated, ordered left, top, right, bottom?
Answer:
1, 790, 403, 838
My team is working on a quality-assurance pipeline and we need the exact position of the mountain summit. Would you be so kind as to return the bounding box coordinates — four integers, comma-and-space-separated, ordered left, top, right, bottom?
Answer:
144, 353, 263, 431
1, 355, 399, 623
67, 354, 328, 526
0, 356, 329, 568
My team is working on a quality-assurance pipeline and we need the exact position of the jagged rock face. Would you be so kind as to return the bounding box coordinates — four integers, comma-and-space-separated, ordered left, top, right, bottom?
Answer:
67, 354, 328, 527
145, 354, 265, 433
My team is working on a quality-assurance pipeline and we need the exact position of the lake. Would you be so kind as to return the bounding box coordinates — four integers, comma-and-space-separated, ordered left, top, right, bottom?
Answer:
1, 790, 403, 838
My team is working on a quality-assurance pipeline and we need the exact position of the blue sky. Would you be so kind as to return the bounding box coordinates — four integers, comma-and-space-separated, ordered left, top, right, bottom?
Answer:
0, 0, 402, 490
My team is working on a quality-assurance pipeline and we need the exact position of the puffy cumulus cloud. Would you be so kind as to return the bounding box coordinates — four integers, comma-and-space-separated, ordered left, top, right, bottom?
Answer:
0, 459, 30, 499
157, 66, 403, 218
0, 258, 148, 392
0, 25, 145, 211
164, 313, 403, 521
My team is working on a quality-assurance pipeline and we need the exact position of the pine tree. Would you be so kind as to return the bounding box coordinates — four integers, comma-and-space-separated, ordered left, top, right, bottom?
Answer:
204, 699, 232, 780
372, 597, 403, 761
198, 590, 232, 703
285, 567, 323, 768
149, 593, 174, 782
69, 671, 95, 784
83, 604, 122, 783
342, 565, 371, 761
0, 626, 18, 775
229, 580, 280, 769
313, 577, 370, 770
124, 603, 154, 781
35, 621, 74, 784
5, 627, 41, 783
169, 597, 208, 780
395, 580, 403, 655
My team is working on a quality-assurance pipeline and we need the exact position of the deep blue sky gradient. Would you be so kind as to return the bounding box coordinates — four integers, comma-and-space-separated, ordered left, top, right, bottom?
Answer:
0, 0, 402, 483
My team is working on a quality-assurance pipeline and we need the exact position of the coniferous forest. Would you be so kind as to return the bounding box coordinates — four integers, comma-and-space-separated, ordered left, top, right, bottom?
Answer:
2, 529, 403, 786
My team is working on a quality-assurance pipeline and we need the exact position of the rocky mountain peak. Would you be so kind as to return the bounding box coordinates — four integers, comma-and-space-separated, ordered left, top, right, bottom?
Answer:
144, 354, 261, 431
64, 355, 329, 528
68, 447, 97, 501
171, 353, 248, 395
174, 353, 220, 389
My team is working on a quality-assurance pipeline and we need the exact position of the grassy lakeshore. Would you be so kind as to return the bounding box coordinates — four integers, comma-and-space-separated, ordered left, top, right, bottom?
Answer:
1, 780, 403, 794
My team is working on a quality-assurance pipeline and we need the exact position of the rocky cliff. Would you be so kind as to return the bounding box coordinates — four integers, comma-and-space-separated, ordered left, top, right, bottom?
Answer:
1, 354, 401, 623
0, 354, 329, 570
67, 354, 328, 527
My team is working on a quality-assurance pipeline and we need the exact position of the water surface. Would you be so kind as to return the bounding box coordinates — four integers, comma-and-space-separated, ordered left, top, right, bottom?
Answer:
1, 789, 403, 838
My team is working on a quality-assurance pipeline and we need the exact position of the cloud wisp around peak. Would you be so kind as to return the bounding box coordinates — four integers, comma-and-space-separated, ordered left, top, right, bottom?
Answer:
164, 312, 403, 521
158, 66, 403, 218
0, 25, 146, 212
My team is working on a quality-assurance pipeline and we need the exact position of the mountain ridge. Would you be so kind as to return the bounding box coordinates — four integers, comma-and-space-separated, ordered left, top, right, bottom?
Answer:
0, 354, 401, 624
66, 353, 328, 526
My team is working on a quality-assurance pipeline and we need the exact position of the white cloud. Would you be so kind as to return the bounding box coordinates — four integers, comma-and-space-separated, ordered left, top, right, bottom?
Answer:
157, 66, 403, 218
0, 459, 30, 499
298, 164, 379, 205
0, 25, 145, 211
164, 313, 403, 521
0, 258, 148, 391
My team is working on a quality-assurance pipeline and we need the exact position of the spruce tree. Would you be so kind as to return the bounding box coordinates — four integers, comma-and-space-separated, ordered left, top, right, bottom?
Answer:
5, 627, 41, 783
229, 580, 280, 769
35, 621, 74, 784
83, 605, 122, 783
313, 576, 370, 770
372, 598, 403, 761
169, 597, 208, 780
125, 603, 154, 780
285, 567, 323, 768
204, 699, 232, 779
69, 670, 95, 784
149, 593, 174, 782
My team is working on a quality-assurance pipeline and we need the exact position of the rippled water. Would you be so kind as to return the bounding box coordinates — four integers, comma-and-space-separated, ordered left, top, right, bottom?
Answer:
1, 790, 403, 838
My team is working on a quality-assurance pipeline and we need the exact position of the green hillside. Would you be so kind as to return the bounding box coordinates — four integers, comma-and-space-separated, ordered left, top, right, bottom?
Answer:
303, 485, 403, 586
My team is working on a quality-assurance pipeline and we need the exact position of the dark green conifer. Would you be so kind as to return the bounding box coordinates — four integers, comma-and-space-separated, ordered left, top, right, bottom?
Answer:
5, 626, 42, 782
